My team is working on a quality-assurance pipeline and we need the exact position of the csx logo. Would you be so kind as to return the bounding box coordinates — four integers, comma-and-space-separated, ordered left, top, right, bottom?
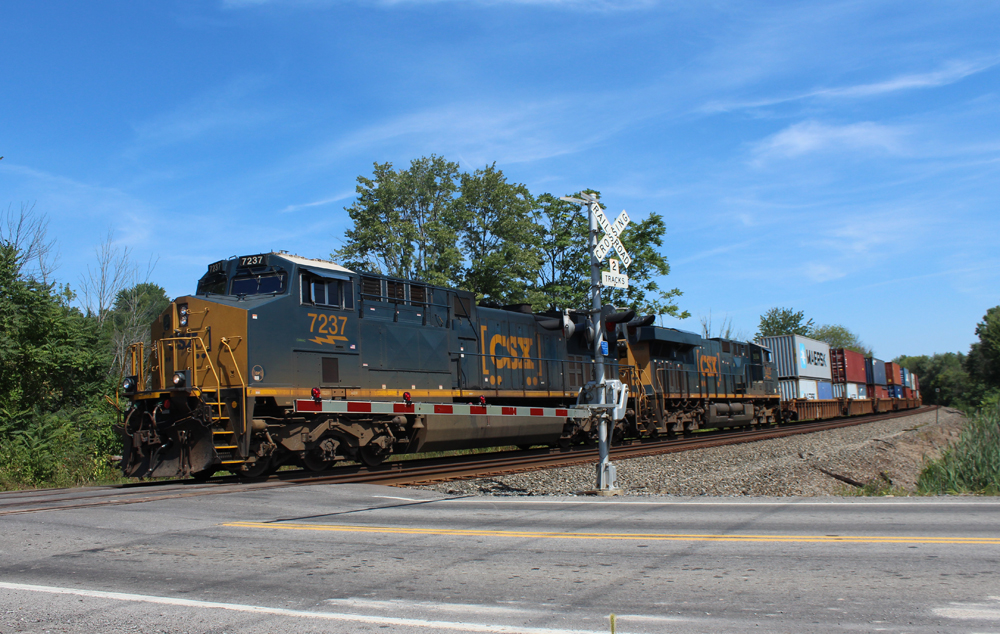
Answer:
699, 355, 718, 377
489, 335, 536, 370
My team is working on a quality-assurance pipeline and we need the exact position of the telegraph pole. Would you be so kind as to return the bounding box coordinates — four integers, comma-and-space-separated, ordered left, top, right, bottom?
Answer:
560, 193, 632, 492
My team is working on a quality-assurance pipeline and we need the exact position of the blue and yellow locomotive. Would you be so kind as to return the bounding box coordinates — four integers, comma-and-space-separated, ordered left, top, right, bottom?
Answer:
118, 252, 781, 479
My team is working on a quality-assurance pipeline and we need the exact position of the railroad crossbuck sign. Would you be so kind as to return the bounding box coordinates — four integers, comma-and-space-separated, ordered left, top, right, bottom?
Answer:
592, 204, 632, 268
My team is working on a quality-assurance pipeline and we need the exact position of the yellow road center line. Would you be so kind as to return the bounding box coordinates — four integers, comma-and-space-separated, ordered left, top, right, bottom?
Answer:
222, 522, 1000, 545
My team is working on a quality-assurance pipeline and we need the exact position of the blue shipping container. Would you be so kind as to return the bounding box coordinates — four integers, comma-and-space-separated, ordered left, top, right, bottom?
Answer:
817, 380, 833, 400
871, 358, 887, 386
888, 385, 903, 398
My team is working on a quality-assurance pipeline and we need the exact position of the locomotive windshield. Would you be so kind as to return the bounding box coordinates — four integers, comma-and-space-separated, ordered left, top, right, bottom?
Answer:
196, 271, 227, 296
230, 271, 287, 296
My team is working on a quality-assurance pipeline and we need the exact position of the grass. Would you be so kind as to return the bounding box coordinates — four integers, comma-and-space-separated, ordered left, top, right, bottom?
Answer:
917, 405, 1000, 495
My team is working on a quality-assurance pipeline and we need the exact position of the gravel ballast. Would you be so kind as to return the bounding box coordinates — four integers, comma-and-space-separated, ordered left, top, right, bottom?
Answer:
409, 408, 966, 497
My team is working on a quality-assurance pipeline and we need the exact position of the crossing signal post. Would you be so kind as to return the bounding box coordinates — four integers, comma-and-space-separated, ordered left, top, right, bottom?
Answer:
560, 193, 633, 492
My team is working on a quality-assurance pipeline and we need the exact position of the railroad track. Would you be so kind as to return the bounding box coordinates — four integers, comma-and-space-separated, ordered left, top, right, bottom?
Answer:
0, 406, 933, 515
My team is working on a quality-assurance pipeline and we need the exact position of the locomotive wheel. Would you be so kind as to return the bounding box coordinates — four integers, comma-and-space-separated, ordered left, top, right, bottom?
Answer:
302, 452, 332, 473
358, 445, 388, 468
238, 455, 274, 479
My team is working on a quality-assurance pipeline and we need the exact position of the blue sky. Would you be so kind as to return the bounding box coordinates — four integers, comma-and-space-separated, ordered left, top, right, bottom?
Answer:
2, 0, 998, 361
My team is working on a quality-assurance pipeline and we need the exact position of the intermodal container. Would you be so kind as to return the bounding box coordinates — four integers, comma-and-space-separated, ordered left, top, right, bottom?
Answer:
817, 380, 833, 400
779, 378, 819, 400
888, 385, 903, 398
913, 374, 920, 391
884, 362, 901, 386
902, 367, 912, 388
868, 384, 889, 399
760, 335, 832, 381
873, 359, 887, 385
866, 358, 887, 385
833, 382, 865, 399
832, 349, 867, 384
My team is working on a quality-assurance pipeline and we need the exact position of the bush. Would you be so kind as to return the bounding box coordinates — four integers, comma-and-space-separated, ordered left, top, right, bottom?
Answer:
917, 405, 1000, 495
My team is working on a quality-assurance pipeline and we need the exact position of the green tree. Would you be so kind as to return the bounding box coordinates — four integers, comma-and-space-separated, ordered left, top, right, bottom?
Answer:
455, 163, 540, 304
603, 210, 688, 319
810, 324, 873, 357
334, 158, 688, 317
532, 193, 588, 310
755, 307, 814, 339
895, 353, 974, 409
333, 156, 461, 284
0, 241, 119, 488
967, 306, 1000, 389
106, 282, 171, 375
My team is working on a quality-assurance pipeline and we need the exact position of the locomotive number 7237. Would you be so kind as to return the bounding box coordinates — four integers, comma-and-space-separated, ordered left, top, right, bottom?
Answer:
308, 313, 348, 336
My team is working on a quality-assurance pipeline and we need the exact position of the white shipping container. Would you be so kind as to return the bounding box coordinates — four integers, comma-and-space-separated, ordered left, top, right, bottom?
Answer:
833, 383, 862, 399
759, 335, 832, 381
856, 383, 868, 398
779, 378, 819, 400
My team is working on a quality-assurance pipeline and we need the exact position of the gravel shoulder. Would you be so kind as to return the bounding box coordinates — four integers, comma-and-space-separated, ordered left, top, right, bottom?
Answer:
409, 407, 966, 497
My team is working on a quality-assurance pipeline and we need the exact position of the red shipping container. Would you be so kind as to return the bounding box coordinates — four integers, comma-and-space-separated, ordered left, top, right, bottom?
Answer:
884, 362, 901, 385
832, 349, 868, 384
903, 387, 913, 399
868, 385, 889, 398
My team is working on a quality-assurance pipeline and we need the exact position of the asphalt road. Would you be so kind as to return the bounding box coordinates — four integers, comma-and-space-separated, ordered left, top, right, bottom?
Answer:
2, 483, 999, 633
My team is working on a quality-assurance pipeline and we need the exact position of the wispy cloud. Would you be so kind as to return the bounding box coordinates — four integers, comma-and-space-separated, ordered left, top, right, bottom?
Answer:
802, 262, 846, 283
702, 57, 1000, 113
751, 120, 907, 164
129, 76, 279, 151
674, 238, 760, 266
308, 97, 620, 168
279, 191, 355, 213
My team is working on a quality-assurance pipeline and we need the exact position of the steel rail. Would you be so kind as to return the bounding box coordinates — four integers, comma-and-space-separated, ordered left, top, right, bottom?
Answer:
0, 406, 933, 515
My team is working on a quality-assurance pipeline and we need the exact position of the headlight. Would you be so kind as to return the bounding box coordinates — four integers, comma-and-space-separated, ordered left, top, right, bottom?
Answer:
172, 372, 186, 388
179, 316, 188, 327
178, 305, 189, 327
122, 376, 137, 392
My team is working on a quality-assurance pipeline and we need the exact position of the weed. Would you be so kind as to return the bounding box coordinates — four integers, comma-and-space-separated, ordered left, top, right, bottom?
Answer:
917, 407, 1000, 495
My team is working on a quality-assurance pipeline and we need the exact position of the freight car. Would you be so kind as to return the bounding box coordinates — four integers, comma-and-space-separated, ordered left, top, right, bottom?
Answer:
117, 252, 918, 480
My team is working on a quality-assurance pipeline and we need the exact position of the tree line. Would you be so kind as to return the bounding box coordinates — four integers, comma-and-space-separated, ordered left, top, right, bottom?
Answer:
1, 205, 168, 488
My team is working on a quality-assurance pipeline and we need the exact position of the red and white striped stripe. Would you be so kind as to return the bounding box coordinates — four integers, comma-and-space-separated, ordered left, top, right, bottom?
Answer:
294, 399, 587, 419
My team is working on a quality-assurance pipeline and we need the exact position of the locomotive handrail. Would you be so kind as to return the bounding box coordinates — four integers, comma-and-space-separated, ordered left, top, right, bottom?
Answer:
219, 337, 246, 388
126, 341, 145, 391
156, 335, 222, 393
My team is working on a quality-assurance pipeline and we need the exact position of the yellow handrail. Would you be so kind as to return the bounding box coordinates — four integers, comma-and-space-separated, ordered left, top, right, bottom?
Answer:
220, 337, 245, 388
156, 335, 222, 392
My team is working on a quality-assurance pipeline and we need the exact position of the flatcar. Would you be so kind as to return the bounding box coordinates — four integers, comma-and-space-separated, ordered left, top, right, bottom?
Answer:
117, 252, 919, 480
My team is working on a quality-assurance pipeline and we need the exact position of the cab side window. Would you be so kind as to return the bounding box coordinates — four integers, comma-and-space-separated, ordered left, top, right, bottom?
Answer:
301, 275, 355, 309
